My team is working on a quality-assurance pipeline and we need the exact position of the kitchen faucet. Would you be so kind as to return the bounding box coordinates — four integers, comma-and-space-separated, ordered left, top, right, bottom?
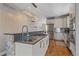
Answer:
22, 25, 29, 41
22, 25, 28, 33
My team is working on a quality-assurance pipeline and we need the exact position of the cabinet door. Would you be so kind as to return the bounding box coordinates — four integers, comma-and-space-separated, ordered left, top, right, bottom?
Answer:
32, 36, 49, 56
41, 36, 49, 56
42, 38, 46, 56
69, 42, 75, 55
46, 36, 49, 47
15, 42, 32, 56
32, 40, 43, 56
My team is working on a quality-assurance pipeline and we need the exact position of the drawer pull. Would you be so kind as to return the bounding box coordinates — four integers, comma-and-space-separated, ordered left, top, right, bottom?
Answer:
40, 41, 41, 48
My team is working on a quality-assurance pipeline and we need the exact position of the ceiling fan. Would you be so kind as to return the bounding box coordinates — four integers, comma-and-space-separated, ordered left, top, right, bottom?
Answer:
32, 3, 37, 8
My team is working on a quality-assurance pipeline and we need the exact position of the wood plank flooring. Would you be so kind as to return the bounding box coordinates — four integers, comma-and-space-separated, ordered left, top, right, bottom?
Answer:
45, 39, 72, 56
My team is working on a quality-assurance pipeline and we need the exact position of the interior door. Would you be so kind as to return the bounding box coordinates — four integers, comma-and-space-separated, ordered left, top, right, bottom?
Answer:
47, 24, 54, 40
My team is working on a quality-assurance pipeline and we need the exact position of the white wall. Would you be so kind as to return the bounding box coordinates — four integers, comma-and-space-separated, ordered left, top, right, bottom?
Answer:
47, 17, 67, 28
76, 4, 79, 56
0, 4, 18, 34
69, 4, 75, 17
54, 18, 67, 28
25, 16, 46, 32
0, 4, 46, 35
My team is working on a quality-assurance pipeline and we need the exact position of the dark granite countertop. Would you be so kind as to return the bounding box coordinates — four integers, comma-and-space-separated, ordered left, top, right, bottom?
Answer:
4, 31, 46, 35
15, 35, 46, 45
4, 31, 48, 45
4, 33, 22, 35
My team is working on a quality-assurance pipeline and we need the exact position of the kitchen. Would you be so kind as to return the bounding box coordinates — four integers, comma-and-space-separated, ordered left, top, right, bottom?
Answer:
0, 3, 76, 56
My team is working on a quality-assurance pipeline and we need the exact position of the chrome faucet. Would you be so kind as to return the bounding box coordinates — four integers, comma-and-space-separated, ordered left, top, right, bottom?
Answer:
22, 25, 28, 33
22, 25, 29, 41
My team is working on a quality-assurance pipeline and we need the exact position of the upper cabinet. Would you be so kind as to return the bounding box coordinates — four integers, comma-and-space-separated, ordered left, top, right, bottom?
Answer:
66, 4, 75, 28
69, 4, 75, 17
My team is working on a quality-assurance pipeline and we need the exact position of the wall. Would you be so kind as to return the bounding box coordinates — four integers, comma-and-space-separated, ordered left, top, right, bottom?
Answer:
68, 3, 76, 56
54, 18, 67, 28
76, 4, 79, 56
23, 16, 46, 32
0, 4, 46, 34
47, 17, 67, 28
0, 4, 18, 35
0, 4, 32, 34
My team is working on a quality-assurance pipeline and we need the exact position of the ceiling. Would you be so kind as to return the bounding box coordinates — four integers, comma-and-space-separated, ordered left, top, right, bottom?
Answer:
2, 3, 72, 18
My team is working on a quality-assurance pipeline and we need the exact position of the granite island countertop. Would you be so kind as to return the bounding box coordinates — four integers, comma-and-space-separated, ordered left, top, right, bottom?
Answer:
15, 35, 47, 45
4, 31, 48, 45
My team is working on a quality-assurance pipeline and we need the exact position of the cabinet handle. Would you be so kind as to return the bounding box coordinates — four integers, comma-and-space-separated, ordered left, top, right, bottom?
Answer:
46, 40, 48, 45
43, 41, 44, 48
48, 39, 49, 45
40, 41, 41, 48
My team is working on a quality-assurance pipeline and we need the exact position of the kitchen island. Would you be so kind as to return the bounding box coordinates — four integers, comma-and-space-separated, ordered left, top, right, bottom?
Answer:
4, 32, 49, 56
15, 35, 49, 56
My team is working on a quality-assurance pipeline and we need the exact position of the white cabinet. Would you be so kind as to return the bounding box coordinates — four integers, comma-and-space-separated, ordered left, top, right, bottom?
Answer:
33, 35, 49, 56
15, 35, 49, 56
42, 35, 49, 55
15, 43, 32, 56
32, 39, 42, 56
33, 36, 49, 56
69, 42, 75, 55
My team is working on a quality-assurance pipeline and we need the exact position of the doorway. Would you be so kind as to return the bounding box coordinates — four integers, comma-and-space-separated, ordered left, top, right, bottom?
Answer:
47, 24, 54, 40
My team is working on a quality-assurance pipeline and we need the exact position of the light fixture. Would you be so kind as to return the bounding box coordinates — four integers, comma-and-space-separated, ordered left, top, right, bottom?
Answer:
23, 10, 38, 22
23, 10, 33, 17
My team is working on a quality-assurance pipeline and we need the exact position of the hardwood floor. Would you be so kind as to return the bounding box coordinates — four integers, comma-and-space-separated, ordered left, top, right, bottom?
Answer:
45, 39, 72, 56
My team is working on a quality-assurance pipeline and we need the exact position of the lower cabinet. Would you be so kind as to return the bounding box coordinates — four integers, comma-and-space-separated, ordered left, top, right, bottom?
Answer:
69, 42, 75, 55
32, 40, 42, 56
32, 35, 49, 56
42, 36, 49, 55
15, 36, 49, 56
15, 43, 32, 56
